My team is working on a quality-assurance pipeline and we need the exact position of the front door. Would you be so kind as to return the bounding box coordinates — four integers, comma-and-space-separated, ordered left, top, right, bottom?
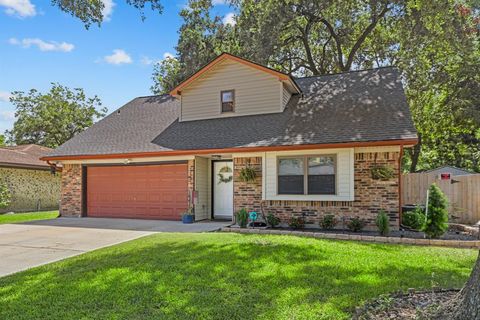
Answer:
213, 161, 234, 219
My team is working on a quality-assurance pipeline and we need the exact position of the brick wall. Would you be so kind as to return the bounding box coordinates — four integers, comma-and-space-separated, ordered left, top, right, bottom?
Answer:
187, 159, 195, 210
60, 164, 83, 217
233, 152, 400, 230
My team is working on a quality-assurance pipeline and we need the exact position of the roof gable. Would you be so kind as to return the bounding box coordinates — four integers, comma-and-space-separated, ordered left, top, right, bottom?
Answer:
169, 53, 301, 96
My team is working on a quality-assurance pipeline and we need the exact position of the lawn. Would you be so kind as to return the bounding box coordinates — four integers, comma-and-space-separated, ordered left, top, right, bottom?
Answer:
0, 233, 476, 320
0, 210, 59, 224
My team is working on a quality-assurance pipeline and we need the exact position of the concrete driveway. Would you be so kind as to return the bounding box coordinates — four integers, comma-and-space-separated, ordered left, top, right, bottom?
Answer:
0, 218, 229, 277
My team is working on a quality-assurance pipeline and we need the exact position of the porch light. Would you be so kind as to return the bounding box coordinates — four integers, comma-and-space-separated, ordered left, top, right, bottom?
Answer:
211, 155, 222, 160
124, 159, 132, 164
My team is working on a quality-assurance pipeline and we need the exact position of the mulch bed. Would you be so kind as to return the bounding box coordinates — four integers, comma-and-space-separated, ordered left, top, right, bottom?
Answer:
353, 289, 459, 320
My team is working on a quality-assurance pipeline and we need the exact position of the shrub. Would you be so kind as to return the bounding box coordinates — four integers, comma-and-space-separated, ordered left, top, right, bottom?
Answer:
421, 184, 449, 239
0, 180, 11, 209
266, 213, 280, 228
347, 217, 366, 232
320, 214, 337, 230
236, 208, 249, 228
402, 207, 425, 230
376, 210, 390, 236
238, 167, 257, 183
288, 216, 305, 230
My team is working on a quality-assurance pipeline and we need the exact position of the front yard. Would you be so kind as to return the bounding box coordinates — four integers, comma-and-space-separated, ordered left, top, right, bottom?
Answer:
0, 233, 476, 319
0, 210, 59, 224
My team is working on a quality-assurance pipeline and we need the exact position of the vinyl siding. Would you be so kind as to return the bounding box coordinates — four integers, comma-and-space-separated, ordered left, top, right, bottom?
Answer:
180, 59, 282, 121
194, 156, 210, 220
263, 148, 354, 201
282, 84, 291, 110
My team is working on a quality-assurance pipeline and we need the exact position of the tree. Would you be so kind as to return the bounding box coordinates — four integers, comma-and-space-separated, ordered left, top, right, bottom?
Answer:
0, 134, 5, 147
0, 181, 11, 209
6, 83, 107, 148
152, 0, 480, 172
51, 0, 163, 28
421, 183, 449, 239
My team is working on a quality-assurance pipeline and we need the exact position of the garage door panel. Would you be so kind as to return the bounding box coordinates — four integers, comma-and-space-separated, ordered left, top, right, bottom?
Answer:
87, 164, 188, 220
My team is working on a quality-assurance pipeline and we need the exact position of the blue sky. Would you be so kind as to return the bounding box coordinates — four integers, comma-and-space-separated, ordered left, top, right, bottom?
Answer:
0, 0, 234, 134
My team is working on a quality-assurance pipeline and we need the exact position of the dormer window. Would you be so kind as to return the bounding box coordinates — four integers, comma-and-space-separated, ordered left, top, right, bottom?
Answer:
221, 90, 235, 113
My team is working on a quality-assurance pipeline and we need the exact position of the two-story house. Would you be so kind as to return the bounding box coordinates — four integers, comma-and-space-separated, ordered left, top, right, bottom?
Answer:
42, 53, 417, 229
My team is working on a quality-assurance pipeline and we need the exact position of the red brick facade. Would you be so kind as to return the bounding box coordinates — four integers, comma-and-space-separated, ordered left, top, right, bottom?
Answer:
60, 164, 83, 217
233, 152, 400, 230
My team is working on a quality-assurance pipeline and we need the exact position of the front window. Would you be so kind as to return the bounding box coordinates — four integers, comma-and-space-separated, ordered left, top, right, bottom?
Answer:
278, 155, 336, 195
221, 90, 235, 112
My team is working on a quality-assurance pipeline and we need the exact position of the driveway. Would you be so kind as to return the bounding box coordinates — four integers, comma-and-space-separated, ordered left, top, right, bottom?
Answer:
0, 218, 229, 277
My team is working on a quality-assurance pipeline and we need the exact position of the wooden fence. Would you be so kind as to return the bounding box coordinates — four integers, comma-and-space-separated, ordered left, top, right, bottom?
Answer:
402, 173, 480, 224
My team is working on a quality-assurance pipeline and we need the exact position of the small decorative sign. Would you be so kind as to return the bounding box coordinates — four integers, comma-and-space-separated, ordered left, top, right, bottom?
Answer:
440, 173, 451, 180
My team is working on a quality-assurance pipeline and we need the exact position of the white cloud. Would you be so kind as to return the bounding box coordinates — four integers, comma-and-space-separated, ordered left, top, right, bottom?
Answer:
0, 91, 11, 102
103, 49, 132, 65
0, 0, 36, 17
101, 0, 115, 21
9, 37, 74, 52
222, 12, 236, 26
163, 52, 174, 59
212, 0, 227, 5
0, 110, 15, 121
140, 56, 154, 65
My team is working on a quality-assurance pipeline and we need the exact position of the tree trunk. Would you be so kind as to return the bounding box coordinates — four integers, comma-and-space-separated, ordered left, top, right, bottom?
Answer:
409, 133, 422, 173
443, 251, 480, 319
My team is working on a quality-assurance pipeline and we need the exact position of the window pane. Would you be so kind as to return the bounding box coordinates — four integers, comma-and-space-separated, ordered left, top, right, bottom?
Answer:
222, 91, 233, 102
278, 176, 304, 194
308, 156, 334, 175
222, 102, 233, 112
278, 158, 303, 175
308, 156, 335, 195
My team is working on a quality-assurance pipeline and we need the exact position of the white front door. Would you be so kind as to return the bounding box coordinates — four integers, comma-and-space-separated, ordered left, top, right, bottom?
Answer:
213, 161, 234, 219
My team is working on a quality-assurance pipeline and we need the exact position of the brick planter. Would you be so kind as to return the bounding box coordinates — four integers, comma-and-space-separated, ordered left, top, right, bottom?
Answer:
221, 227, 480, 249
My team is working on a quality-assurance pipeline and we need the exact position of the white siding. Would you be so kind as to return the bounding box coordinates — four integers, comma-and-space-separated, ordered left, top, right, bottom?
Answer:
180, 59, 282, 121
282, 84, 291, 110
263, 148, 354, 201
194, 156, 210, 220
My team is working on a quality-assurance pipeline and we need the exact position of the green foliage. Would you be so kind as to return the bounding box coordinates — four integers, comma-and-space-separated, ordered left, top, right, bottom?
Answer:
421, 184, 449, 238
0, 211, 59, 224
320, 214, 337, 230
266, 213, 280, 228
347, 217, 366, 232
6, 83, 107, 148
0, 134, 5, 146
371, 165, 395, 180
375, 210, 390, 236
0, 180, 11, 209
51, 0, 163, 28
402, 207, 425, 230
236, 208, 248, 228
238, 166, 257, 183
288, 216, 305, 230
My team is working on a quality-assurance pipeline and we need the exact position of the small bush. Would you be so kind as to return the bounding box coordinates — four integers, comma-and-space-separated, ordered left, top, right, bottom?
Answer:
0, 180, 11, 209
347, 217, 366, 232
266, 213, 280, 228
402, 207, 425, 230
236, 208, 249, 228
320, 214, 337, 230
376, 210, 390, 236
288, 216, 305, 230
421, 184, 449, 238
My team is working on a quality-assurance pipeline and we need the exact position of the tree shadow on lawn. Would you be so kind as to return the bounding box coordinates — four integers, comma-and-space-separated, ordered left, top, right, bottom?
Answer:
0, 234, 475, 320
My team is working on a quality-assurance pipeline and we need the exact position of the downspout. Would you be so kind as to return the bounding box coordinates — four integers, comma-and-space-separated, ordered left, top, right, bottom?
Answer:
398, 145, 404, 229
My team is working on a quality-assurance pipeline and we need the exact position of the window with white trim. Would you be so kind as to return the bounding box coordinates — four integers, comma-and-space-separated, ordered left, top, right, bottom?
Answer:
277, 155, 336, 195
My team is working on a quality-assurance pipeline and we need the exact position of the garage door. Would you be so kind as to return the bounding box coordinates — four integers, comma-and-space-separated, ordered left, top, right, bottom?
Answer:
87, 164, 188, 220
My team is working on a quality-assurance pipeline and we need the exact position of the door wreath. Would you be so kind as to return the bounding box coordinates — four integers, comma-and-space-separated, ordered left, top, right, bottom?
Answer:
217, 165, 233, 184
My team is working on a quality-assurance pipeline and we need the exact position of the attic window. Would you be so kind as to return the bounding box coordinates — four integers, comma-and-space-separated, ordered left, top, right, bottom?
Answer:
221, 90, 235, 113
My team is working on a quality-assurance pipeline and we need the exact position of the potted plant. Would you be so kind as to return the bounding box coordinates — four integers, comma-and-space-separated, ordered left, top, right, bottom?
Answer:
182, 207, 194, 224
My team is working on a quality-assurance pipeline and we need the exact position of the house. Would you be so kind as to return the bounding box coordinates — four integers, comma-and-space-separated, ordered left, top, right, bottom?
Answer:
42, 53, 417, 229
0, 144, 61, 213
422, 165, 475, 177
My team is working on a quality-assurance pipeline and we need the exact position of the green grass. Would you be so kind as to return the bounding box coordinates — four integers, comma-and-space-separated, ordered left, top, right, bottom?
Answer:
0, 233, 476, 320
0, 210, 59, 224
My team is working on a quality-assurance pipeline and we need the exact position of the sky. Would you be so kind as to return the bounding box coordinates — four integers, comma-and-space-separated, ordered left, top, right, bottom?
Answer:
0, 0, 235, 134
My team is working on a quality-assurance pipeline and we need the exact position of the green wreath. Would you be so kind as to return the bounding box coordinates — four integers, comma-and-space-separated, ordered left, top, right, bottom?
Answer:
217, 165, 233, 184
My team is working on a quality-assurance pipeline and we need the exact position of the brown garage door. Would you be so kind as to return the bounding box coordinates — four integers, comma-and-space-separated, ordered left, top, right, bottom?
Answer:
87, 164, 188, 220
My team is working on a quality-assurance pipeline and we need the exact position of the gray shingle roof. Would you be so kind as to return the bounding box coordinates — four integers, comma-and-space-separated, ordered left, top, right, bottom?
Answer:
48, 67, 417, 158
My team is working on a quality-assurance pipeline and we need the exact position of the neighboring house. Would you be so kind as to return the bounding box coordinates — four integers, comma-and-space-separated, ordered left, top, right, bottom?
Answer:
0, 144, 61, 213
422, 165, 475, 177
43, 53, 417, 229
